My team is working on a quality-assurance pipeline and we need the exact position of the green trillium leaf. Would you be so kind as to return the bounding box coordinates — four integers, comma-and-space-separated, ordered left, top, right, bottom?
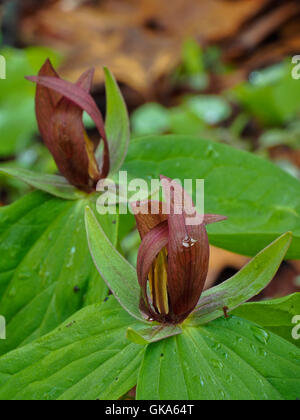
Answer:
0, 167, 85, 200
123, 135, 300, 259
0, 298, 145, 400
0, 191, 117, 356
137, 316, 300, 400
189, 232, 292, 326
96, 67, 130, 174
233, 293, 300, 348
85, 207, 146, 323
127, 325, 182, 346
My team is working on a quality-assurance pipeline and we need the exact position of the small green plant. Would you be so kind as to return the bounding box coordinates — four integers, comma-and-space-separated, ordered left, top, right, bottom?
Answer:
0, 62, 299, 400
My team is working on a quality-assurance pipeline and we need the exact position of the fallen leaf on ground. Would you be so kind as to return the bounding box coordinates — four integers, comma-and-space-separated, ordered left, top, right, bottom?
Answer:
20, 0, 270, 95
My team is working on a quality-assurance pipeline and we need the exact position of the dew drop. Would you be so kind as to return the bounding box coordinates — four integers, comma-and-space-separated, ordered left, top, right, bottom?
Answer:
219, 390, 226, 399
18, 271, 32, 281
234, 337, 243, 346
205, 145, 219, 159
250, 344, 258, 354
211, 359, 224, 370
258, 348, 268, 358
251, 326, 270, 345
288, 352, 299, 363
225, 375, 233, 384
182, 236, 198, 248
213, 343, 222, 351
66, 246, 77, 268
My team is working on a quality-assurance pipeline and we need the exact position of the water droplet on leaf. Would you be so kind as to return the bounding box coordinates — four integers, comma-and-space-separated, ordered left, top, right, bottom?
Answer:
251, 326, 270, 345
211, 359, 224, 370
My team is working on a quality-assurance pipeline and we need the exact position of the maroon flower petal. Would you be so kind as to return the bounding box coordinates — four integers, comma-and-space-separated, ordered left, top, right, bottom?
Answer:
76, 68, 95, 92
137, 221, 169, 319
161, 176, 209, 322
50, 96, 97, 191
48, 69, 101, 190
26, 73, 110, 180
34, 59, 62, 151
131, 200, 168, 239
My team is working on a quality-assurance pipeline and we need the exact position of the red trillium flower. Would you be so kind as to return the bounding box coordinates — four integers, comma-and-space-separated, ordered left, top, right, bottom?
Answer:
26, 59, 110, 192
131, 176, 227, 325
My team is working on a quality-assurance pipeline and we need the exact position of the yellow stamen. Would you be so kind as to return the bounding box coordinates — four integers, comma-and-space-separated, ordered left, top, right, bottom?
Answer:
149, 248, 169, 315
84, 130, 100, 181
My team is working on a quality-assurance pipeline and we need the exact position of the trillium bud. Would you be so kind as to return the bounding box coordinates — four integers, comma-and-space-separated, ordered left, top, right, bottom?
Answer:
132, 176, 227, 325
26, 59, 110, 192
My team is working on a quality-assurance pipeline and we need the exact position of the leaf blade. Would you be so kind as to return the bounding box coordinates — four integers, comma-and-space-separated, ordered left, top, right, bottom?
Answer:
103, 68, 130, 174
233, 293, 300, 348
137, 316, 300, 400
0, 298, 145, 401
189, 232, 292, 326
123, 135, 300, 259
0, 192, 117, 355
0, 167, 84, 200
127, 325, 182, 345
85, 207, 145, 323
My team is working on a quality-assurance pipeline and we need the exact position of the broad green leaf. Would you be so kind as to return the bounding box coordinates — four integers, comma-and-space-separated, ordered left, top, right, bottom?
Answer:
0, 168, 85, 200
233, 293, 300, 348
137, 316, 300, 400
189, 233, 292, 326
83, 267, 112, 308
0, 297, 145, 400
0, 191, 117, 355
127, 325, 182, 346
103, 68, 130, 174
85, 207, 145, 323
123, 135, 300, 259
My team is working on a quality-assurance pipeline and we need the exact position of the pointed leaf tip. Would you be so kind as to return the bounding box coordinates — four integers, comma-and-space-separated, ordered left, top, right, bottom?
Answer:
102, 67, 130, 174
0, 167, 85, 200
190, 231, 293, 326
204, 214, 228, 225
126, 325, 182, 345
